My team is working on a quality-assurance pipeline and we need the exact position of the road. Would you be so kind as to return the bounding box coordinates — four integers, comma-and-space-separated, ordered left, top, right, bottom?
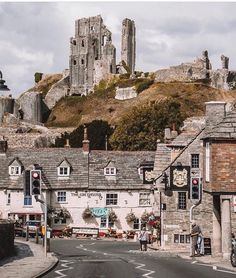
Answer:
44, 239, 236, 278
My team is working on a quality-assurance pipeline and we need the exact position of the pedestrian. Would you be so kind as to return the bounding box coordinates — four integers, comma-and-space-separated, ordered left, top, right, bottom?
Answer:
190, 221, 201, 257
138, 227, 149, 251
197, 231, 204, 256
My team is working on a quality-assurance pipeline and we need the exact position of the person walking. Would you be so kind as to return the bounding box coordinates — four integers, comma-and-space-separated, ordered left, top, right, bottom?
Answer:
190, 221, 201, 257
138, 227, 149, 251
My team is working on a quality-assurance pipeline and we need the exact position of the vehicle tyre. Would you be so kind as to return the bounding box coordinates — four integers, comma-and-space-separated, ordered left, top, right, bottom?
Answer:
231, 252, 236, 267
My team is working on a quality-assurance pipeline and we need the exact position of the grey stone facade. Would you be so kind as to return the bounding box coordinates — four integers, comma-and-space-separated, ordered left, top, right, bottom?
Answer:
121, 18, 136, 74
155, 50, 236, 90
69, 15, 116, 96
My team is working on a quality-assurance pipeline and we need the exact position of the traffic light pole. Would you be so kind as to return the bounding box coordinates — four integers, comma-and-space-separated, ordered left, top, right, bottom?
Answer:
34, 195, 47, 257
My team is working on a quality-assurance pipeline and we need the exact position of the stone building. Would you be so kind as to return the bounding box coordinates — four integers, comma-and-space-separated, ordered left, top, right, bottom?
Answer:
202, 101, 236, 259
121, 18, 136, 74
0, 131, 155, 234
69, 15, 116, 96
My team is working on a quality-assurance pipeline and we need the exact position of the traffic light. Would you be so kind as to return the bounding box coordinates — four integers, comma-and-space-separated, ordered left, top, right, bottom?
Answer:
190, 177, 201, 200
30, 170, 41, 195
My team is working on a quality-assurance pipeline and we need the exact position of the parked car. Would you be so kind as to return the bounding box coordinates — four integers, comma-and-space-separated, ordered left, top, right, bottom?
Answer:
22, 220, 42, 238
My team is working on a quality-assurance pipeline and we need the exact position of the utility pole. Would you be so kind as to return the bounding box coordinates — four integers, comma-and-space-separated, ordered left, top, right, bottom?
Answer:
35, 195, 47, 257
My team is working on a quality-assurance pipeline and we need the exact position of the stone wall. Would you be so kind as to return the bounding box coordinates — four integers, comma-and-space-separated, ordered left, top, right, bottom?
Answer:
121, 18, 136, 74
0, 97, 14, 125
115, 87, 137, 100
0, 221, 14, 259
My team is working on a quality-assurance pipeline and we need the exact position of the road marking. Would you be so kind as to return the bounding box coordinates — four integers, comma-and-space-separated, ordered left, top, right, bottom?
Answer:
129, 260, 155, 278
54, 260, 74, 278
212, 265, 236, 275
103, 253, 108, 255
79, 259, 121, 262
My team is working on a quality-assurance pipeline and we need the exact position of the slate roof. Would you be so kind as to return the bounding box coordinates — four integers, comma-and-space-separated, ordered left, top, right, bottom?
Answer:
203, 111, 236, 139
0, 148, 155, 190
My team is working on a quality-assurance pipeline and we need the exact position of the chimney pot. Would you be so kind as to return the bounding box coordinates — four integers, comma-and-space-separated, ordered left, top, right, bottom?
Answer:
64, 138, 70, 148
83, 127, 90, 153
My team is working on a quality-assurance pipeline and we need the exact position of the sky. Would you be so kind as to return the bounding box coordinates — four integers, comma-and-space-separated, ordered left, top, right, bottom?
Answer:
0, 1, 236, 97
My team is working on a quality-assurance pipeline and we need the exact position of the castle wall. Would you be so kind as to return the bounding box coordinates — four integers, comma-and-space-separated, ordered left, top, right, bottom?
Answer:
115, 87, 137, 100
0, 97, 14, 125
69, 15, 116, 96
121, 18, 136, 74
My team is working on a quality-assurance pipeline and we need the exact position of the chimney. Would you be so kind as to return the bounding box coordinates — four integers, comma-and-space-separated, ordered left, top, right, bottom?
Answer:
64, 138, 71, 148
164, 128, 171, 143
0, 136, 8, 154
83, 127, 90, 153
205, 101, 226, 131
171, 123, 178, 139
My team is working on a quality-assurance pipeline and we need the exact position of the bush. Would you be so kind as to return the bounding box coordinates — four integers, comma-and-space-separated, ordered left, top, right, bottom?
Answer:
34, 72, 43, 83
135, 79, 154, 94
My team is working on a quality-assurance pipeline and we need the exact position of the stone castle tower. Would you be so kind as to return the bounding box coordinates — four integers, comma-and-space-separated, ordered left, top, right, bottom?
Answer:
121, 18, 136, 74
69, 15, 116, 96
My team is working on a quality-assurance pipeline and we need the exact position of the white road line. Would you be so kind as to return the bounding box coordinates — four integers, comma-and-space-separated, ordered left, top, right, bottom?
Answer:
212, 265, 236, 275
54, 260, 74, 278
129, 260, 155, 278
103, 253, 108, 255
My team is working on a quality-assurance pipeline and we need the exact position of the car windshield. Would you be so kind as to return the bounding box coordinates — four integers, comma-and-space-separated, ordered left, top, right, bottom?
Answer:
26, 221, 40, 226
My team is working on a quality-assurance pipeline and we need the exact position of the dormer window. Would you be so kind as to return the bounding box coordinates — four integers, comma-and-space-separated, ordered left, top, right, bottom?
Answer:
104, 167, 116, 176
8, 158, 23, 176
57, 159, 71, 177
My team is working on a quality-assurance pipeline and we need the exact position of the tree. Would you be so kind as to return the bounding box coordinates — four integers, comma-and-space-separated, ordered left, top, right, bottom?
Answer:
54, 120, 114, 150
110, 99, 185, 151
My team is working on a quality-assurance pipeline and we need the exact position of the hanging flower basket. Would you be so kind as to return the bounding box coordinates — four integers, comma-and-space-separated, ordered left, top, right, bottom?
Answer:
109, 210, 118, 222
125, 212, 136, 223
141, 211, 150, 223
47, 207, 70, 219
82, 207, 93, 219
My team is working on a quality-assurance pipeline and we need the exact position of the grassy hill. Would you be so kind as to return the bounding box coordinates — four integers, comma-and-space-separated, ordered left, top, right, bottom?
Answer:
46, 81, 236, 128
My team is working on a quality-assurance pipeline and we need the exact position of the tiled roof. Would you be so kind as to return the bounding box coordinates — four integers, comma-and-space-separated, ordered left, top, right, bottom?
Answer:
0, 148, 155, 190
153, 144, 171, 178
204, 111, 236, 139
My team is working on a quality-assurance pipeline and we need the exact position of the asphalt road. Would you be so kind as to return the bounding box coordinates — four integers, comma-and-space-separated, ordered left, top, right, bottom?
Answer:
44, 239, 236, 278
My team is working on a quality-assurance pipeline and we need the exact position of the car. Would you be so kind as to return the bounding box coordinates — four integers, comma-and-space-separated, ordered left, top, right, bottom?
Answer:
22, 220, 42, 238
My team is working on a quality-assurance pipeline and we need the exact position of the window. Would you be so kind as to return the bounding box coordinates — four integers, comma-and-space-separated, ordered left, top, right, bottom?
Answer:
54, 218, 66, 224
81, 59, 84, 65
174, 234, 190, 244
57, 192, 66, 203
73, 60, 77, 65
90, 26, 94, 31
133, 218, 140, 230
73, 40, 76, 45
58, 167, 70, 177
104, 167, 116, 176
205, 142, 210, 182
9, 166, 20, 176
100, 215, 114, 228
191, 154, 199, 168
106, 193, 118, 206
81, 40, 85, 47
139, 193, 151, 206
7, 193, 11, 205
178, 192, 187, 210
24, 196, 32, 206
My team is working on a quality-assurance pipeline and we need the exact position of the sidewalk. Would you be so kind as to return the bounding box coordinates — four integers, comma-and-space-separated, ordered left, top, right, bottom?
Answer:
148, 244, 236, 273
0, 239, 58, 278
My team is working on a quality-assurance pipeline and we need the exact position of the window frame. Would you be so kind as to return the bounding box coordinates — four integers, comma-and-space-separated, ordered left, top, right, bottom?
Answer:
100, 215, 114, 229
106, 193, 118, 206
9, 166, 21, 176
139, 192, 151, 206
133, 218, 140, 230
7, 192, 11, 205
54, 218, 67, 225
24, 196, 32, 206
58, 167, 70, 177
178, 192, 187, 210
57, 191, 67, 203
191, 154, 200, 169
104, 167, 116, 176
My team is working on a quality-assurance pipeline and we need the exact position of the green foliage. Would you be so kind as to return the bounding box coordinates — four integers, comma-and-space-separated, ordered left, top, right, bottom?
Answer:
34, 72, 43, 83
54, 120, 114, 150
93, 79, 117, 99
110, 99, 185, 151
119, 73, 131, 80
135, 79, 154, 94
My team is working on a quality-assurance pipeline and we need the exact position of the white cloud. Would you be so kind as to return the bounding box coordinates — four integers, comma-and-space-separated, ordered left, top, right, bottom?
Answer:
0, 2, 236, 96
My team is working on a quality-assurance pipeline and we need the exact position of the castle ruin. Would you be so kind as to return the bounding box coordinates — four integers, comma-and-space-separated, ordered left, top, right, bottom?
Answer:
69, 15, 136, 96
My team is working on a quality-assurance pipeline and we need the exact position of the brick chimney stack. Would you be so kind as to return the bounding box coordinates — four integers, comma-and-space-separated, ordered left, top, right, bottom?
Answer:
0, 136, 8, 154
83, 127, 90, 153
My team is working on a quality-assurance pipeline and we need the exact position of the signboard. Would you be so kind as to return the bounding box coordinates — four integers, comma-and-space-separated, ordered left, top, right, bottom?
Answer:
170, 166, 190, 191
91, 208, 109, 217
143, 168, 155, 184
72, 227, 99, 235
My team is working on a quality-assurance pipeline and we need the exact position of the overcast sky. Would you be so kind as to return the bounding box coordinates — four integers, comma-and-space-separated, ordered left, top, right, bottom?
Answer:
1, 1, 236, 97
